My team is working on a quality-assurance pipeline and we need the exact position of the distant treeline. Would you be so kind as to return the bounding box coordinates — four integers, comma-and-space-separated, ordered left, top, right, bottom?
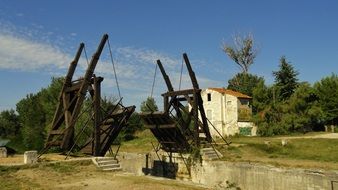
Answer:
0, 77, 143, 152
227, 58, 338, 136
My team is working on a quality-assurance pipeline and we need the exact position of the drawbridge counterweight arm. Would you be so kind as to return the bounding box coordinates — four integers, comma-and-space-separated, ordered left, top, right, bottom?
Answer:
157, 60, 174, 92
50, 43, 84, 130
62, 34, 108, 149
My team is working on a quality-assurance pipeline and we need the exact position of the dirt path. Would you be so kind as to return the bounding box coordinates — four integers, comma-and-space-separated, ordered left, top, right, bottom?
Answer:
1, 163, 208, 190
53, 173, 208, 190
277, 133, 338, 139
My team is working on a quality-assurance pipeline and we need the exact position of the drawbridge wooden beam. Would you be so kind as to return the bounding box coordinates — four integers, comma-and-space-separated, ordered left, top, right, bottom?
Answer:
45, 34, 109, 151
62, 34, 108, 150
183, 53, 212, 143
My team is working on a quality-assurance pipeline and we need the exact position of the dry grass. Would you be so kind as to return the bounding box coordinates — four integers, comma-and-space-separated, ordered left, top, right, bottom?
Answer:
0, 160, 208, 190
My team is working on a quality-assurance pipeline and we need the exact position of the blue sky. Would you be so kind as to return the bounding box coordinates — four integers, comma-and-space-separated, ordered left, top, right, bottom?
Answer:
0, 0, 337, 111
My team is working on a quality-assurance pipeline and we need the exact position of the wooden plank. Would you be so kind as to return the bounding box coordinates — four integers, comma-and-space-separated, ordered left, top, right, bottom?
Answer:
162, 89, 200, 97
62, 93, 72, 128
46, 140, 63, 146
65, 82, 82, 93
49, 130, 64, 135
145, 124, 176, 129
139, 111, 166, 117
102, 118, 114, 125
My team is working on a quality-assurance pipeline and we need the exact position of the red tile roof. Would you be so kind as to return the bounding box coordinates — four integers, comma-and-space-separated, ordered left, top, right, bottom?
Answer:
208, 88, 252, 99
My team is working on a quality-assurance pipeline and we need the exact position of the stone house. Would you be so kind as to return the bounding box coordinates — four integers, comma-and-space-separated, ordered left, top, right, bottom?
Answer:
201, 88, 256, 137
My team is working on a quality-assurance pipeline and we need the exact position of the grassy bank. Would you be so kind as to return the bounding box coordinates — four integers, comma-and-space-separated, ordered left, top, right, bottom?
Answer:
121, 130, 338, 170
216, 135, 338, 169
118, 130, 157, 153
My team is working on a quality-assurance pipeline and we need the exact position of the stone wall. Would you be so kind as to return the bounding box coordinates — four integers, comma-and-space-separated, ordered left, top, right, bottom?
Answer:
191, 161, 338, 190
117, 152, 147, 176
117, 152, 189, 179
117, 152, 338, 190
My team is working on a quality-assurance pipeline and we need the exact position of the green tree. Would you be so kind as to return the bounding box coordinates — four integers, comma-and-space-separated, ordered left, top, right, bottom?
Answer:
252, 80, 274, 113
254, 82, 323, 136
273, 56, 299, 100
283, 82, 322, 132
12, 77, 64, 151
101, 95, 119, 112
0, 109, 21, 138
227, 73, 264, 97
222, 34, 258, 73
123, 112, 143, 140
16, 94, 46, 150
39, 77, 64, 123
140, 97, 158, 112
314, 74, 338, 125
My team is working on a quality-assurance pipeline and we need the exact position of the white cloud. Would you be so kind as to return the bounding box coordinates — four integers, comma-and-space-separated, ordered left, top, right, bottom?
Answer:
0, 32, 72, 71
0, 27, 223, 111
116, 47, 179, 68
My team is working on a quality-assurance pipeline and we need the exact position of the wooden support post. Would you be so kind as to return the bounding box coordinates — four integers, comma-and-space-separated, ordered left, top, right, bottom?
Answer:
93, 76, 103, 156
163, 95, 169, 113
60, 34, 107, 151
60, 92, 74, 150
193, 91, 199, 147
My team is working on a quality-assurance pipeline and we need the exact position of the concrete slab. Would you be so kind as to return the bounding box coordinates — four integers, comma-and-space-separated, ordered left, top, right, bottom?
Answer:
0, 147, 7, 158
24, 150, 37, 164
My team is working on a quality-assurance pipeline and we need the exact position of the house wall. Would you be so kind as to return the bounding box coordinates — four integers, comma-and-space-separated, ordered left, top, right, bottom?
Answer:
224, 94, 239, 136
202, 89, 224, 137
201, 89, 256, 137
201, 89, 241, 137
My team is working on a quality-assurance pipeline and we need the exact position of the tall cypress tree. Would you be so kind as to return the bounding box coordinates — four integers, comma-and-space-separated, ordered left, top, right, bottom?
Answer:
273, 56, 299, 100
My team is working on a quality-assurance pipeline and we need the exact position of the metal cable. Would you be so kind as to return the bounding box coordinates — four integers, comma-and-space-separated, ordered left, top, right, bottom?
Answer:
150, 63, 158, 98
107, 39, 122, 100
179, 56, 184, 90
83, 45, 89, 65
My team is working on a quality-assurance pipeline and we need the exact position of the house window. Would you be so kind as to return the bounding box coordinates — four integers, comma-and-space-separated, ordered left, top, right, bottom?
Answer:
207, 93, 211, 101
227, 101, 231, 105
206, 109, 212, 121
239, 99, 249, 106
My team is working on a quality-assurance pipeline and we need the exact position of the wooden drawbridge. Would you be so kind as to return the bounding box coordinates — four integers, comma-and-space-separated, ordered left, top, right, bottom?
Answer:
140, 53, 213, 153
43, 34, 135, 156
80, 104, 135, 156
